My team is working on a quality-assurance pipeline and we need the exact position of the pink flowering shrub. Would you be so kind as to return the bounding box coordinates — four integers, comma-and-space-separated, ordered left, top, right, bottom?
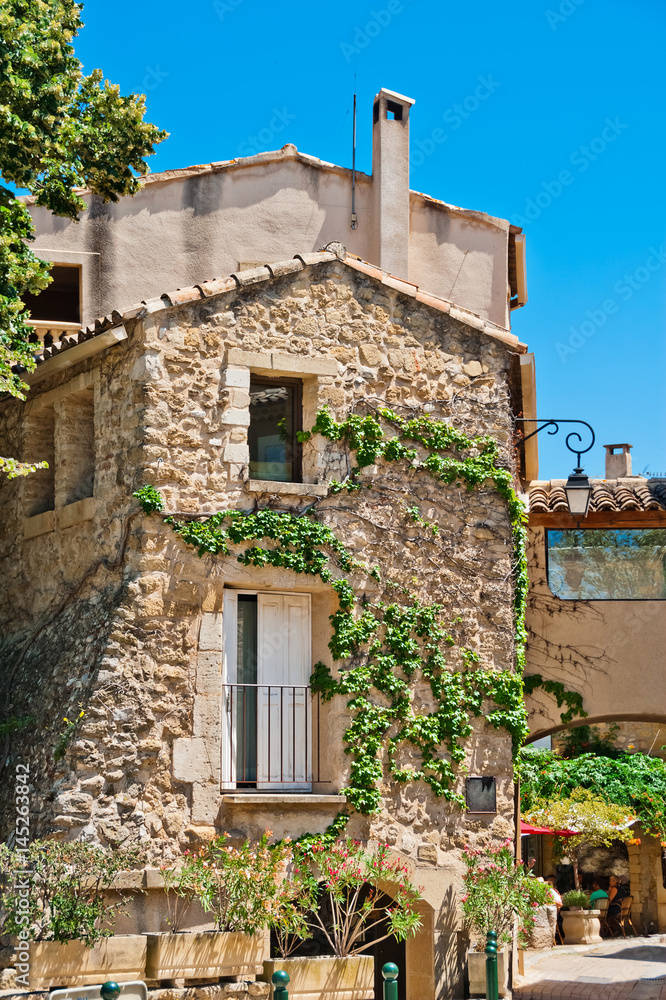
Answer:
461, 840, 550, 949
276, 839, 423, 959
167, 831, 293, 934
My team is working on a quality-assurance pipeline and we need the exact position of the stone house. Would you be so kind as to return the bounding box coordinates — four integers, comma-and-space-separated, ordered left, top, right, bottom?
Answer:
0, 247, 533, 998
0, 87, 536, 998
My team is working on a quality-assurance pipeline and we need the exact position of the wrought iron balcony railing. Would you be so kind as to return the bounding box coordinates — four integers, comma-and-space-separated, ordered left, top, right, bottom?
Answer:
221, 684, 325, 790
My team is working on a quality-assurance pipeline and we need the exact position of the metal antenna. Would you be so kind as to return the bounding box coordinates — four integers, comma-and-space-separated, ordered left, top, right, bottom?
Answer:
351, 84, 358, 230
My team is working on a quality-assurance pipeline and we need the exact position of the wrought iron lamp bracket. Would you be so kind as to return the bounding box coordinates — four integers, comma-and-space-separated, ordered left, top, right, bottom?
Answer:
515, 418, 595, 469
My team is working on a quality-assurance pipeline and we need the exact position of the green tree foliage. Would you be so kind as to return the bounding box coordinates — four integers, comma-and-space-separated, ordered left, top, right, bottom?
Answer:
519, 744, 666, 842
0, 0, 166, 404
523, 787, 636, 886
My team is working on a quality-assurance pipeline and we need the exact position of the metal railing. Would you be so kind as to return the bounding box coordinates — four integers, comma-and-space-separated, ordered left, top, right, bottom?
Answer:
222, 684, 325, 788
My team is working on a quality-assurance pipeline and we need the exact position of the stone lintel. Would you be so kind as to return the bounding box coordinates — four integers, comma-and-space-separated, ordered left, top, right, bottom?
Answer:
227, 348, 337, 377
245, 481, 328, 497
23, 509, 55, 539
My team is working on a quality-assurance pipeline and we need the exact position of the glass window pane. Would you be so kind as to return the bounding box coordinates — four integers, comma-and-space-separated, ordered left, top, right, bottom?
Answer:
249, 380, 297, 482
236, 596, 257, 783
547, 529, 666, 600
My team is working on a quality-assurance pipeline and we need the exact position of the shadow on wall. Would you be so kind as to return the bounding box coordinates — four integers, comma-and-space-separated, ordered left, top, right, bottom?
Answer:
436, 884, 470, 1000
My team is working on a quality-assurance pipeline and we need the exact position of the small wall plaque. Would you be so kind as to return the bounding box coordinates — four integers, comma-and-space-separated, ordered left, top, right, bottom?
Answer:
466, 776, 497, 814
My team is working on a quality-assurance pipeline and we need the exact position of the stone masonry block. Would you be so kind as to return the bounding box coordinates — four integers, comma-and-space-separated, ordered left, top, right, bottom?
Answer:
172, 737, 215, 783
218, 408, 251, 427
227, 349, 271, 368
196, 650, 223, 694
271, 353, 338, 376
199, 612, 223, 651
193, 694, 222, 741
192, 782, 223, 825
223, 444, 249, 463
221, 366, 251, 389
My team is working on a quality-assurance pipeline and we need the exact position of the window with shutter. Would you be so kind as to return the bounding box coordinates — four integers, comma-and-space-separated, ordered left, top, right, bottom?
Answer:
222, 591, 312, 791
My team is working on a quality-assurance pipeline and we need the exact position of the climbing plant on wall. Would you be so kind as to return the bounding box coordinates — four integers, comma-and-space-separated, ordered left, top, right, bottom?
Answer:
135, 405, 532, 835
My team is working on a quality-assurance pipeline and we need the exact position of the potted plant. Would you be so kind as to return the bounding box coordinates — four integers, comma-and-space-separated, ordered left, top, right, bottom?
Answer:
461, 840, 550, 997
560, 890, 601, 944
145, 832, 282, 982
261, 839, 422, 1000
0, 839, 147, 990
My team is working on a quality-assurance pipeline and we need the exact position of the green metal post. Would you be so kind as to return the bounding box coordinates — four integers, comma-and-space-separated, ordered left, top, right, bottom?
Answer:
100, 984, 121, 1000
272, 970, 290, 1000
485, 931, 499, 1000
382, 962, 399, 1000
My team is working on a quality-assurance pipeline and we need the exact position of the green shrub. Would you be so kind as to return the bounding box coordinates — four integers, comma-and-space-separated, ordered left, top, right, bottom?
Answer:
0, 840, 146, 946
561, 889, 590, 909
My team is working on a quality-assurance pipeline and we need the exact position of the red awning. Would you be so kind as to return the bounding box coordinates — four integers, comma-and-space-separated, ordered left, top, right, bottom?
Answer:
520, 821, 579, 837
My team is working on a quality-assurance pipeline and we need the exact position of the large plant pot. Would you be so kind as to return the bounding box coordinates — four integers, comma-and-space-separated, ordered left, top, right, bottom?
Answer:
261, 956, 374, 1000
145, 930, 267, 980
561, 908, 602, 945
28, 934, 147, 990
467, 947, 508, 997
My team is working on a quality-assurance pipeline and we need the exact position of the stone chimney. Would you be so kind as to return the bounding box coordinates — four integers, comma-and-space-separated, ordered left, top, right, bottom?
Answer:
371, 88, 415, 279
604, 443, 633, 478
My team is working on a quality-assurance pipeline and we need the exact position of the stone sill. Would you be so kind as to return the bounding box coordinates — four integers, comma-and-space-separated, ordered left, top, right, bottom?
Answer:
23, 496, 95, 539
222, 793, 346, 808
245, 480, 328, 497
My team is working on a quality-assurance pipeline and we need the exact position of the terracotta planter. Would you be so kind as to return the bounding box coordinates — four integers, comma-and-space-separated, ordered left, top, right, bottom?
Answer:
28, 934, 147, 990
467, 946, 508, 997
561, 908, 602, 945
145, 930, 267, 981
261, 956, 374, 1000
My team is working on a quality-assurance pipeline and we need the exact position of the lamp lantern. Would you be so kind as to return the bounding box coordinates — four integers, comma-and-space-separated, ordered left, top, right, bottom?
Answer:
564, 467, 592, 520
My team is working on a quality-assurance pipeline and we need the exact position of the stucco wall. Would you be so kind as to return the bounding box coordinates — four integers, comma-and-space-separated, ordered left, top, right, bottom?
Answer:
28, 150, 510, 330
525, 525, 666, 739
1, 260, 521, 999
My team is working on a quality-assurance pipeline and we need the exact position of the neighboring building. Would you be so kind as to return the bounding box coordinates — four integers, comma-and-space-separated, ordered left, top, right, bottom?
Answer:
22, 88, 527, 343
0, 88, 535, 998
524, 443, 666, 932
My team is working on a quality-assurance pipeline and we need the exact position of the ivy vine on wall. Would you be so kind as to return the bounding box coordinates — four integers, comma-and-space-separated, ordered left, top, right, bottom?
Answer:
134, 406, 578, 836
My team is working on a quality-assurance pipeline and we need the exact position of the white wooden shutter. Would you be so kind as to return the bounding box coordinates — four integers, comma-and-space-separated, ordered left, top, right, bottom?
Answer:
257, 593, 311, 790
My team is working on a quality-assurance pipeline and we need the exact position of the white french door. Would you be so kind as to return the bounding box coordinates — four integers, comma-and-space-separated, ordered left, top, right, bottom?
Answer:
222, 590, 312, 791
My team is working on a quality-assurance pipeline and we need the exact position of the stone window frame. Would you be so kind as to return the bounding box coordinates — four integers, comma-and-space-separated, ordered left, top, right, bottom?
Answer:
172, 603, 346, 825
223, 349, 337, 499
22, 369, 98, 539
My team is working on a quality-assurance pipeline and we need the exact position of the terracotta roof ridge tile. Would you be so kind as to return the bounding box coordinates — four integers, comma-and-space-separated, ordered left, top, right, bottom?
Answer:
529, 476, 666, 513
29, 249, 525, 370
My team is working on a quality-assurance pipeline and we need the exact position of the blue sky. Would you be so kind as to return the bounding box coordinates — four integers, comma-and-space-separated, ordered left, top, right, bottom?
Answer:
77, 0, 665, 480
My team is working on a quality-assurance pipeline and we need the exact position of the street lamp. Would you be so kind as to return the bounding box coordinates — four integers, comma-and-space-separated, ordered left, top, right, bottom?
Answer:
515, 418, 595, 521
564, 467, 592, 520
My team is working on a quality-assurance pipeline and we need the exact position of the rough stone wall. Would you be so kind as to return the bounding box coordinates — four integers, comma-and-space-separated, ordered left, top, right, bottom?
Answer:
0, 260, 521, 999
